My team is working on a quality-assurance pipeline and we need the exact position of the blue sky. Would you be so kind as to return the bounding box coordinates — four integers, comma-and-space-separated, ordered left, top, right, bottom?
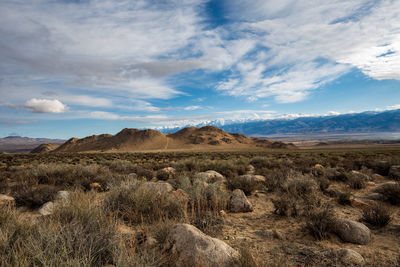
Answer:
0, 0, 399, 138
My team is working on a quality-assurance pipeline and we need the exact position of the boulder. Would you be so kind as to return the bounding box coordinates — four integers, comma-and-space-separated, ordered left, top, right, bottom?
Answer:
361, 193, 384, 201
138, 181, 174, 195
0, 194, 15, 206
372, 182, 397, 193
313, 164, 325, 176
371, 173, 384, 180
229, 189, 253, 213
55, 190, 70, 202
246, 164, 255, 174
38, 201, 54, 216
389, 165, 400, 180
338, 248, 364, 266
194, 170, 226, 184
238, 174, 266, 184
334, 219, 371, 245
163, 223, 239, 267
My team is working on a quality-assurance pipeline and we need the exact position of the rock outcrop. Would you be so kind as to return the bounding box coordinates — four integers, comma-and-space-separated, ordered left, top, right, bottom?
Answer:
229, 189, 253, 213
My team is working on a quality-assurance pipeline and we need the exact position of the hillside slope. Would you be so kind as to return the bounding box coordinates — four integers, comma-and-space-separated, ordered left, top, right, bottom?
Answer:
54, 126, 294, 152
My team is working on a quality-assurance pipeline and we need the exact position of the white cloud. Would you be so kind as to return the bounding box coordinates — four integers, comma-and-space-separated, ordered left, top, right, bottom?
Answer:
24, 98, 67, 113
216, 0, 400, 102
184, 105, 202, 111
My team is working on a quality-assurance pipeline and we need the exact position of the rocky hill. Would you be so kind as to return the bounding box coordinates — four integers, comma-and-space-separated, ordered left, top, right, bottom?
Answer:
53, 126, 294, 152
30, 143, 61, 153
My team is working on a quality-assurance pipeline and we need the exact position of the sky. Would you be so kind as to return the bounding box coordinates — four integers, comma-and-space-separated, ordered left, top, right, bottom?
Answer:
0, 0, 399, 138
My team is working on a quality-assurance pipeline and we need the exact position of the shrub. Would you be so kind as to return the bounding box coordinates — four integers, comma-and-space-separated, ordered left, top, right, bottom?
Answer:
104, 181, 186, 224
337, 191, 352, 206
325, 167, 347, 182
361, 203, 392, 227
374, 182, 400, 205
227, 175, 259, 195
283, 175, 315, 199
305, 205, 335, 240
12, 184, 58, 208
347, 173, 366, 190
272, 194, 298, 217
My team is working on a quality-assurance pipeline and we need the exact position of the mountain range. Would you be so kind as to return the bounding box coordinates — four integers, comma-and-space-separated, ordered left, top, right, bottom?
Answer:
159, 109, 400, 136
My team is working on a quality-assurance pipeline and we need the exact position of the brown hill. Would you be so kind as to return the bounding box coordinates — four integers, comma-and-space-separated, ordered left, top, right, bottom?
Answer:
54, 126, 295, 152
31, 143, 60, 153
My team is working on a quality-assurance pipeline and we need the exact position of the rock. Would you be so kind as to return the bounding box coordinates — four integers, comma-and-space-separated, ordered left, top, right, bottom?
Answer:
128, 173, 138, 179
90, 182, 103, 191
38, 201, 54, 216
163, 223, 239, 267
371, 173, 384, 180
238, 174, 266, 184
157, 167, 176, 180
314, 164, 325, 170
138, 181, 174, 195
365, 181, 376, 186
389, 165, 400, 180
219, 210, 227, 217
254, 230, 274, 238
144, 236, 158, 248
229, 189, 253, 213
194, 170, 226, 184
0, 194, 15, 206
361, 193, 384, 201
55, 190, 70, 202
350, 197, 371, 208
246, 164, 255, 174
334, 219, 371, 245
338, 248, 364, 266
372, 182, 397, 193
350, 170, 371, 181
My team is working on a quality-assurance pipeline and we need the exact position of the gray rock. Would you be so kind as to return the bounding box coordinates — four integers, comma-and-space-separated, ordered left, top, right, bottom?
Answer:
238, 174, 266, 184
128, 173, 138, 179
361, 193, 384, 201
194, 170, 226, 184
55, 190, 70, 202
372, 182, 397, 193
163, 223, 239, 267
334, 219, 371, 245
229, 189, 253, 213
138, 181, 174, 195
38, 201, 54, 216
338, 248, 364, 266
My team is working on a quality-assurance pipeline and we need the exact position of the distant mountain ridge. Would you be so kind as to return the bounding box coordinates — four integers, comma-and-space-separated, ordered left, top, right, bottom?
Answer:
52, 126, 293, 153
159, 109, 400, 136
0, 136, 65, 153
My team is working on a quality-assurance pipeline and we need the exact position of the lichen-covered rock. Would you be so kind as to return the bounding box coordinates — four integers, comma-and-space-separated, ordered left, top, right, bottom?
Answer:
38, 201, 54, 216
194, 170, 226, 184
163, 223, 239, 267
229, 189, 253, 213
334, 219, 371, 245
338, 248, 364, 266
138, 181, 174, 195
238, 174, 266, 184
55, 190, 70, 202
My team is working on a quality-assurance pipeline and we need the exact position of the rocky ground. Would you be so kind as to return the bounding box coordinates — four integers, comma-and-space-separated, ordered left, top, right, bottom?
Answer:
0, 149, 399, 266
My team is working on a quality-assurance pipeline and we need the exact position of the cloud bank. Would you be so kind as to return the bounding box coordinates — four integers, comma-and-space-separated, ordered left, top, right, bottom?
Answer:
24, 98, 67, 113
